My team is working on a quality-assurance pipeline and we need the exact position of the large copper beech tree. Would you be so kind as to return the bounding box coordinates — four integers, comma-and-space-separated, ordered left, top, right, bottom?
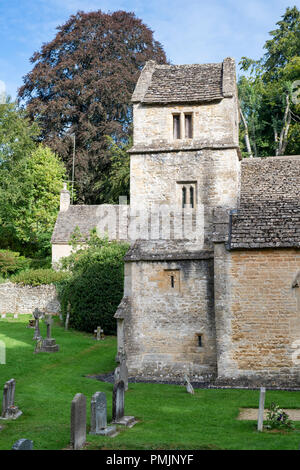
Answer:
18, 10, 167, 203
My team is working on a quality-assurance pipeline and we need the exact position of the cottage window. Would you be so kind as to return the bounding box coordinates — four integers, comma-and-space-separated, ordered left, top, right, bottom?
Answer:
185, 114, 193, 138
173, 115, 180, 139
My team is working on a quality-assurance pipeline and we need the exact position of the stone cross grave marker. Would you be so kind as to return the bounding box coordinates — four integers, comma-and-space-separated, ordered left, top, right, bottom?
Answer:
257, 387, 266, 432
114, 366, 120, 383
112, 380, 136, 427
94, 326, 104, 341
90, 392, 117, 436
35, 315, 59, 353
71, 393, 86, 450
1, 379, 22, 420
12, 439, 33, 450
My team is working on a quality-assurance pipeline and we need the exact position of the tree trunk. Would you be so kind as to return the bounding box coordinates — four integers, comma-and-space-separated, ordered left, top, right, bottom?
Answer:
277, 93, 291, 156
240, 107, 253, 158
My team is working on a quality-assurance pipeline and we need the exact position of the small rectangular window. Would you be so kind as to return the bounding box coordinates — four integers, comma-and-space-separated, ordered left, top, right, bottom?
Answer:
197, 335, 203, 347
173, 115, 180, 139
185, 114, 193, 138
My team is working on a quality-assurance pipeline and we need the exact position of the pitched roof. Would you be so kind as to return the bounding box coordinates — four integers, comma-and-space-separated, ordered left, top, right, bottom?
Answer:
131, 58, 236, 104
229, 156, 300, 249
51, 205, 129, 244
143, 63, 223, 103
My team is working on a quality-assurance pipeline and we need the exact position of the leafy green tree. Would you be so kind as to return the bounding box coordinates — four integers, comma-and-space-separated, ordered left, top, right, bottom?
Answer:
0, 143, 66, 255
239, 6, 300, 158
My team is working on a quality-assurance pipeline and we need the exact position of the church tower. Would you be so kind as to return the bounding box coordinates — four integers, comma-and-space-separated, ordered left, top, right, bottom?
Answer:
115, 58, 241, 381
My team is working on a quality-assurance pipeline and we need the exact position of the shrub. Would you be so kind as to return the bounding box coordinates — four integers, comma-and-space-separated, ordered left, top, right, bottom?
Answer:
265, 402, 295, 430
0, 250, 30, 277
11, 268, 70, 286
57, 233, 129, 334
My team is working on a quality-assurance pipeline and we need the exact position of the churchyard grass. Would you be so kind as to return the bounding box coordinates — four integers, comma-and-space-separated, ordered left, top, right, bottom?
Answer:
1, 315, 300, 450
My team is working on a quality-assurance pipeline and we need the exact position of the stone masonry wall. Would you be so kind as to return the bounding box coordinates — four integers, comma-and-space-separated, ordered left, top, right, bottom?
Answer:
132, 97, 239, 149
215, 245, 300, 386
124, 259, 217, 381
0, 282, 60, 315
130, 149, 240, 250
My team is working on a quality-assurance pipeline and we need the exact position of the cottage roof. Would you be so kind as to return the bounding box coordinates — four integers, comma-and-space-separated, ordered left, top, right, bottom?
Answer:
131, 58, 236, 104
51, 205, 102, 244
229, 155, 300, 249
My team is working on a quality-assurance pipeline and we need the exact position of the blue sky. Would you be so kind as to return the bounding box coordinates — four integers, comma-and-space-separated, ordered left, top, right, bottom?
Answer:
0, 0, 296, 99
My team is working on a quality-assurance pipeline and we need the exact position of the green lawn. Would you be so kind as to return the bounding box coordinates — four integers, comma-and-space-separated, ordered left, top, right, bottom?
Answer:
1, 315, 300, 450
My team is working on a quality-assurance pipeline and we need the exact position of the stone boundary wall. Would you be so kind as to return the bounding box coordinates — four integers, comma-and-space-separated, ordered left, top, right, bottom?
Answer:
0, 282, 60, 315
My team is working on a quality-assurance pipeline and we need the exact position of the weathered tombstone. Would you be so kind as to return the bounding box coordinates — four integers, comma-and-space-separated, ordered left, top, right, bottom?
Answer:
33, 308, 43, 340
94, 326, 104, 341
257, 387, 266, 432
119, 354, 128, 391
183, 374, 194, 395
0, 379, 22, 420
71, 393, 86, 450
90, 392, 117, 436
112, 380, 136, 427
36, 315, 59, 353
12, 439, 33, 450
1, 314, 6, 319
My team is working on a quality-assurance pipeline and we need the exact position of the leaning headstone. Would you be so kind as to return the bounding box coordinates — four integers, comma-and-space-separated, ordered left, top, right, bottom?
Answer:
112, 380, 136, 427
12, 439, 33, 450
257, 387, 266, 432
90, 392, 117, 436
184, 375, 194, 395
0, 379, 22, 420
71, 393, 86, 450
36, 315, 59, 353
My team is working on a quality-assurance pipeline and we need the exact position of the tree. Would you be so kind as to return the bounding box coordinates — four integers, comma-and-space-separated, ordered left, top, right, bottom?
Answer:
18, 10, 167, 203
239, 6, 300, 158
0, 143, 66, 256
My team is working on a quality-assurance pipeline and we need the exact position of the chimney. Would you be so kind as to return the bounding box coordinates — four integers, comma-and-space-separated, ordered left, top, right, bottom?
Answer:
60, 183, 70, 212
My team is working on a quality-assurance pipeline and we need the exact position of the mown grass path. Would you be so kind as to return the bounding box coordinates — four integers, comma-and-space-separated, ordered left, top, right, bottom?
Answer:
1, 315, 300, 450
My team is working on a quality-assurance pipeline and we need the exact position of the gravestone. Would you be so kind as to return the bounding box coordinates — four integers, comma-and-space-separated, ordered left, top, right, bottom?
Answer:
33, 308, 43, 340
12, 439, 33, 450
13, 314, 18, 319
71, 393, 86, 450
94, 326, 104, 341
27, 319, 35, 328
119, 355, 128, 391
257, 387, 266, 432
0, 379, 22, 420
183, 375, 194, 395
90, 392, 117, 436
1, 314, 6, 319
112, 380, 136, 427
36, 315, 59, 353
65, 302, 71, 331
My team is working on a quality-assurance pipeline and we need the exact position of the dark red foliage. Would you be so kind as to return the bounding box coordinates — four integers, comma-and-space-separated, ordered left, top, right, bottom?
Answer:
18, 10, 167, 202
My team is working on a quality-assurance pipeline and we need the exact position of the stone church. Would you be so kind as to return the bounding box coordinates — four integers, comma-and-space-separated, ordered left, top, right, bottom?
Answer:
52, 58, 300, 387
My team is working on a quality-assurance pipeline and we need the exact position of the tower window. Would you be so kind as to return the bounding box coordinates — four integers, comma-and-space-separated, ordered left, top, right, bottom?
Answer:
197, 334, 203, 347
170, 275, 175, 288
185, 114, 193, 138
177, 182, 197, 208
173, 115, 180, 139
